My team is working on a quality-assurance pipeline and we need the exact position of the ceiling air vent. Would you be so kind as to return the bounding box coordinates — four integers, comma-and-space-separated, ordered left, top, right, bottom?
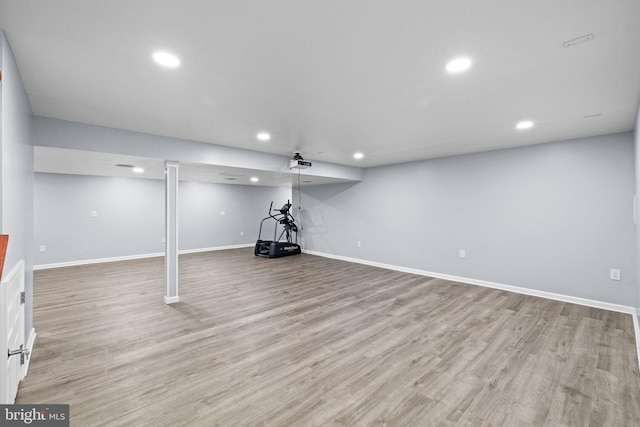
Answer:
563, 33, 593, 48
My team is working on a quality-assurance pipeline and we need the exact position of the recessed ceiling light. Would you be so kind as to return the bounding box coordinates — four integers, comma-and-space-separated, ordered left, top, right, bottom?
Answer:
116, 164, 144, 173
446, 57, 472, 73
353, 152, 364, 160
256, 132, 271, 142
250, 177, 259, 183
153, 51, 181, 68
516, 120, 534, 130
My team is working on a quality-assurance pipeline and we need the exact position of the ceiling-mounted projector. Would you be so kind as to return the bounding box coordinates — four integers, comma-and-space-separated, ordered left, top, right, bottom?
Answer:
290, 152, 312, 169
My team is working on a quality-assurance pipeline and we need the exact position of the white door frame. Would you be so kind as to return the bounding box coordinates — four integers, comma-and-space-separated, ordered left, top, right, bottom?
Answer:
0, 259, 26, 404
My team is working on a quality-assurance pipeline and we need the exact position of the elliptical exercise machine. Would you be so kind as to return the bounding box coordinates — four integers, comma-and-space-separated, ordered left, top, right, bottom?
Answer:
254, 200, 302, 258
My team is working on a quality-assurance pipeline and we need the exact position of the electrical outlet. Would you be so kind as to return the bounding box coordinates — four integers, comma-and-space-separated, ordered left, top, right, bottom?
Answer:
240, 231, 244, 236
356, 241, 361, 248
610, 269, 621, 281
91, 210, 98, 218
162, 237, 166, 243
459, 250, 466, 259
39, 245, 46, 253
220, 211, 226, 216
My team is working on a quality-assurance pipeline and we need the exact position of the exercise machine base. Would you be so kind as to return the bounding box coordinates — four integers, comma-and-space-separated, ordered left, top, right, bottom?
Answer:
254, 240, 301, 258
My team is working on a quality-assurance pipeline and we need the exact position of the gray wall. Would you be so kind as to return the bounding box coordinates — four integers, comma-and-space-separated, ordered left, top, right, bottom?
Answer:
34, 172, 291, 265
34, 174, 163, 265
0, 31, 34, 339
302, 132, 636, 306
179, 180, 291, 250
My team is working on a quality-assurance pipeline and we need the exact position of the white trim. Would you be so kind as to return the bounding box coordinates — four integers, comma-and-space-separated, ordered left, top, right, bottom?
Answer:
34, 244, 255, 270
304, 249, 640, 370
302, 250, 636, 314
164, 161, 179, 304
178, 244, 254, 255
22, 328, 36, 379
0, 260, 26, 404
633, 311, 640, 372
164, 296, 179, 304
2, 260, 25, 285
34, 252, 164, 270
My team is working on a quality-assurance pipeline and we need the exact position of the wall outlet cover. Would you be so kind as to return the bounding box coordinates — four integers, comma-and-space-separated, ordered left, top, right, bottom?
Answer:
610, 269, 621, 281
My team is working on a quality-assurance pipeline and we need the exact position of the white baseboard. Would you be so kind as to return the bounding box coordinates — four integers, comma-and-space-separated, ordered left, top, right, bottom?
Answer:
303, 249, 640, 370
23, 328, 36, 379
34, 244, 254, 270
634, 312, 640, 372
178, 244, 253, 255
302, 249, 635, 314
164, 296, 179, 304
34, 252, 164, 270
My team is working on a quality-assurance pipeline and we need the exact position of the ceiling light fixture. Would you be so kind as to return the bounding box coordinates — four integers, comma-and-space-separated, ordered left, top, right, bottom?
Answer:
256, 132, 271, 142
153, 51, 181, 68
353, 152, 364, 160
116, 164, 144, 173
250, 177, 259, 183
446, 57, 472, 73
516, 120, 534, 130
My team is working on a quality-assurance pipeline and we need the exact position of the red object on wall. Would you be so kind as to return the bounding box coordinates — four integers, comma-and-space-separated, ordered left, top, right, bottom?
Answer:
0, 235, 9, 281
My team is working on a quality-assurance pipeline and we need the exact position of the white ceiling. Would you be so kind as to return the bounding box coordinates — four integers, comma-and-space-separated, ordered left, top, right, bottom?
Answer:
2, 0, 639, 168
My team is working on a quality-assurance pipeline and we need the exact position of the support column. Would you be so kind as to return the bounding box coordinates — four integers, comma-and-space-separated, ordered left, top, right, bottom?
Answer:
164, 161, 179, 304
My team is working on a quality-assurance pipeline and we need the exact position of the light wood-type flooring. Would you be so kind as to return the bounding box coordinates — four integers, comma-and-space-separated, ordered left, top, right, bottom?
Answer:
17, 249, 640, 426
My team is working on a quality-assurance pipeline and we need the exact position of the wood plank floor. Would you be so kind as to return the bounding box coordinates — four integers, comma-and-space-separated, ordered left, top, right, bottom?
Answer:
17, 249, 640, 426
